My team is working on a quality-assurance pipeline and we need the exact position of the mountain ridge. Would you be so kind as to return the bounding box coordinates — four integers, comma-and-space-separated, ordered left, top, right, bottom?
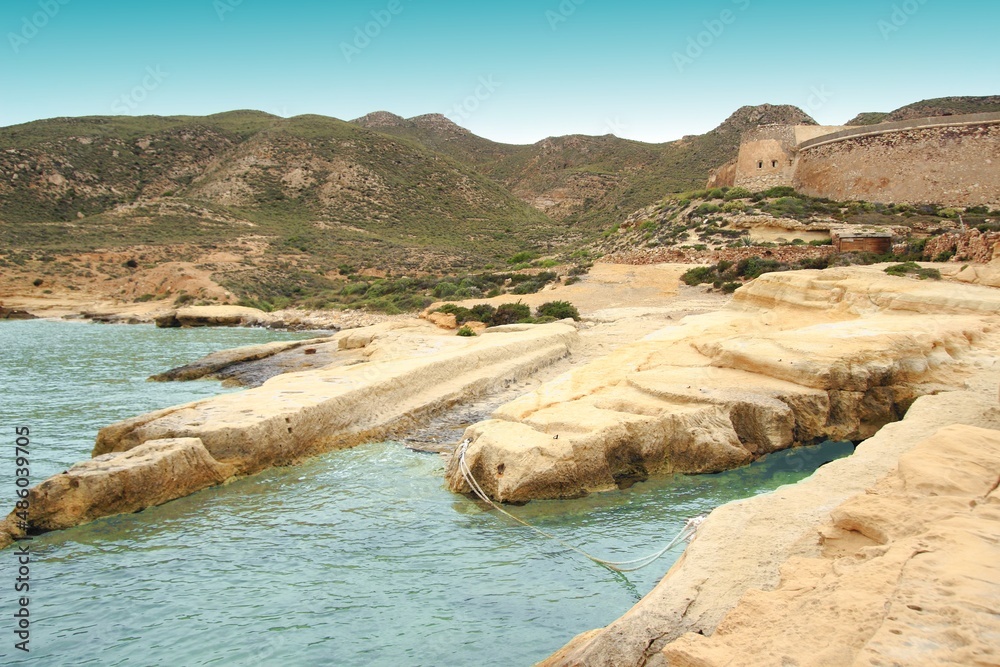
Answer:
0, 96, 991, 288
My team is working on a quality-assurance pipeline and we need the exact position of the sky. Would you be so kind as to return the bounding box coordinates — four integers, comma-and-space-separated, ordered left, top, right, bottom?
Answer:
0, 0, 997, 144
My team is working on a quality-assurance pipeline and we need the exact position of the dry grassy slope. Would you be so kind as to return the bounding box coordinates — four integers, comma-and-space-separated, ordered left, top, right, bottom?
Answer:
0, 111, 558, 272
846, 95, 1000, 126
354, 104, 817, 229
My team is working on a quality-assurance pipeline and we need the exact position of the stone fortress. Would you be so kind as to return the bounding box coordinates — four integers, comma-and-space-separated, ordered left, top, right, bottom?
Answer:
709, 112, 1000, 207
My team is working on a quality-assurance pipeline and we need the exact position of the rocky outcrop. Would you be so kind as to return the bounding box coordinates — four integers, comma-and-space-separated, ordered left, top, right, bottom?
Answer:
539, 379, 1000, 667
0, 305, 37, 320
924, 228, 1000, 264
448, 268, 1000, 502
154, 305, 268, 328
94, 322, 577, 475
0, 439, 234, 546
659, 424, 1000, 667
149, 336, 334, 382
0, 321, 578, 548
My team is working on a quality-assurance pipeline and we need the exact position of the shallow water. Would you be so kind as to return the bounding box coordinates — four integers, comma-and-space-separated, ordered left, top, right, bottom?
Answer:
0, 320, 852, 666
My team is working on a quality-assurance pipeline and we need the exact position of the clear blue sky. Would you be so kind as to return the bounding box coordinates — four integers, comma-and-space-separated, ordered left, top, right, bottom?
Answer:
0, 0, 996, 144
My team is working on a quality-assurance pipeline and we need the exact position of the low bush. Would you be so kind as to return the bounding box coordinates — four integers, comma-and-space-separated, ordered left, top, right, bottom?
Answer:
536, 301, 580, 321
723, 187, 753, 201
507, 251, 538, 265
492, 302, 531, 325
884, 262, 941, 280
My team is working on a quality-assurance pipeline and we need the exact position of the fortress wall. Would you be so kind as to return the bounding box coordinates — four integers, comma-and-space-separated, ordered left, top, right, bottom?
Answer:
733, 126, 797, 191
707, 158, 737, 189
793, 125, 849, 144
794, 123, 1000, 207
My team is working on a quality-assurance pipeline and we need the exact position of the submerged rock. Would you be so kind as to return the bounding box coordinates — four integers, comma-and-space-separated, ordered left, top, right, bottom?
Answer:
149, 336, 335, 383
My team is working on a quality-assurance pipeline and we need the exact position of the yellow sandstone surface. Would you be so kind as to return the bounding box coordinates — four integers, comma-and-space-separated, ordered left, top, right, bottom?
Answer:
2, 439, 234, 539
540, 384, 1000, 667
448, 268, 1000, 502
659, 424, 1000, 667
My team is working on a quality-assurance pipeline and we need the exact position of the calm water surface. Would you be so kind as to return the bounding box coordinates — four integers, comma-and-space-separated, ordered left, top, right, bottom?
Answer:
0, 320, 852, 666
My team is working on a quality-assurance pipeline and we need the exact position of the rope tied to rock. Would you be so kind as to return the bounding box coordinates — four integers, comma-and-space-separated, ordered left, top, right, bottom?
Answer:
457, 439, 706, 573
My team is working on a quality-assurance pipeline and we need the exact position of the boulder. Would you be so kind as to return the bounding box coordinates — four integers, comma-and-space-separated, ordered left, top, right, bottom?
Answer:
428, 312, 458, 330
0, 438, 234, 549
154, 306, 268, 328
0, 305, 37, 320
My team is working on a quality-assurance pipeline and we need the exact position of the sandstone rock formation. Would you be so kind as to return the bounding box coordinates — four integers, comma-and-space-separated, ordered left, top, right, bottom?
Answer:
448, 268, 1000, 503
540, 379, 1000, 667
659, 424, 1000, 667
0, 439, 235, 543
0, 304, 37, 320
154, 305, 269, 328
0, 321, 578, 548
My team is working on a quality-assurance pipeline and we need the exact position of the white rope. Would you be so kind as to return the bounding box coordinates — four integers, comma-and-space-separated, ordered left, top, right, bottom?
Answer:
457, 439, 706, 573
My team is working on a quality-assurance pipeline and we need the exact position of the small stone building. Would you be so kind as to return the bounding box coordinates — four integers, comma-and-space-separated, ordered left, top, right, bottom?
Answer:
830, 229, 894, 254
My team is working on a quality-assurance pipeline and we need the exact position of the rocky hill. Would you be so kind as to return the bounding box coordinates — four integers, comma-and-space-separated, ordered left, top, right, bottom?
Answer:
0, 111, 555, 274
0, 104, 819, 291
355, 104, 816, 227
847, 95, 1000, 125
1, 99, 988, 307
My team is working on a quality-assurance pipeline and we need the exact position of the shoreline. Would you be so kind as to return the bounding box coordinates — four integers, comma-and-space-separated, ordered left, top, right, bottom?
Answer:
4, 262, 1000, 666
541, 382, 1000, 666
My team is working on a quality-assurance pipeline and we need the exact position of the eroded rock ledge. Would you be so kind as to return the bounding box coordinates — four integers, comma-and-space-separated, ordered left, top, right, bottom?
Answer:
539, 386, 1000, 667
447, 268, 1000, 502
661, 424, 1000, 667
0, 321, 578, 548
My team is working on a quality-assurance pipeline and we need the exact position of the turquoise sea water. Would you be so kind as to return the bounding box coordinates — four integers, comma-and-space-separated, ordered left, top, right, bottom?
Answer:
0, 320, 852, 666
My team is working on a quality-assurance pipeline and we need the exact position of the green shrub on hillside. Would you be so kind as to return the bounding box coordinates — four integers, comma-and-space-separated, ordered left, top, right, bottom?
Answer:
507, 251, 538, 265
723, 187, 753, 201
682, 266, 716, 286
761, 186, 798, 198
536, 301, 581, 321
884, 262, 941, 280
493, 302, 531, 325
